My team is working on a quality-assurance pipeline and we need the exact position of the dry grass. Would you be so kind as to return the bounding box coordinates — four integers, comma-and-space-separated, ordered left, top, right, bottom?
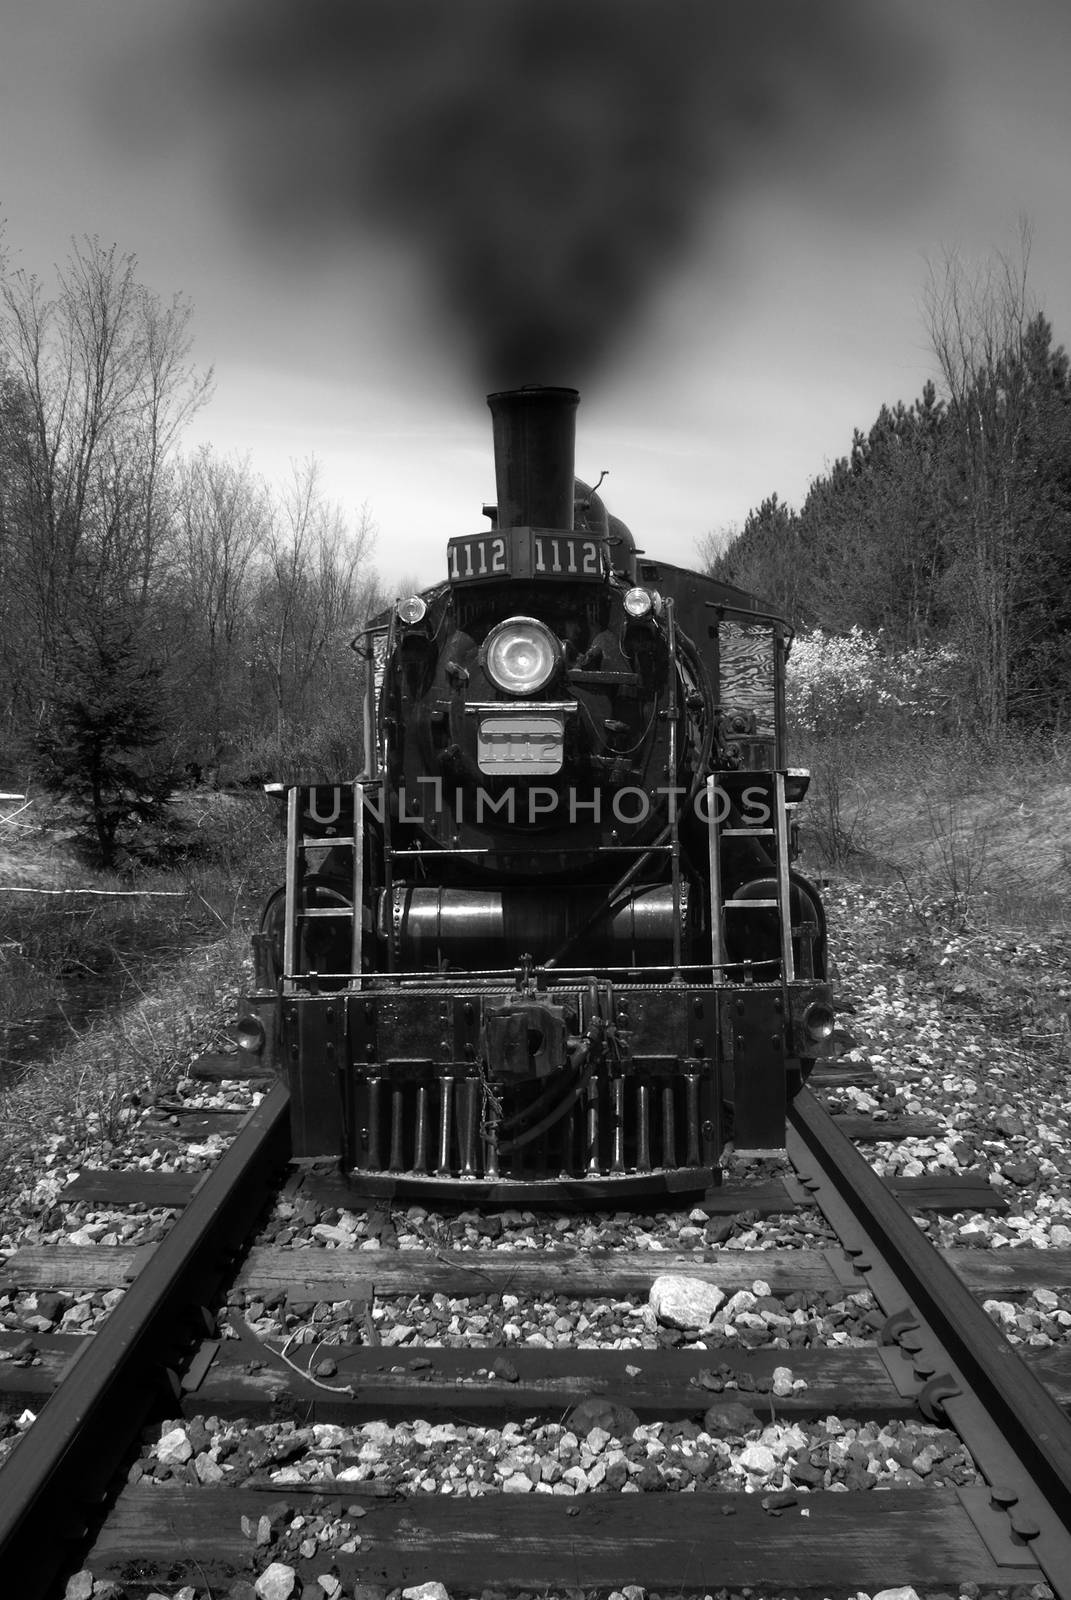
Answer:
796, 727, 1071, 935
0, 927, 250, 1195
0, 788, 282, 1203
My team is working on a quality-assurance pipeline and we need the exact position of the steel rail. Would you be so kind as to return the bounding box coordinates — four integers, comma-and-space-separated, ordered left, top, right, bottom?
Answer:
789, 1086, 1071, 1597
0, 1080, 291, 1597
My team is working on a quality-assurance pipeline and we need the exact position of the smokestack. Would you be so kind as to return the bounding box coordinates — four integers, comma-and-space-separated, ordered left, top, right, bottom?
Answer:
487, 386, 579, 531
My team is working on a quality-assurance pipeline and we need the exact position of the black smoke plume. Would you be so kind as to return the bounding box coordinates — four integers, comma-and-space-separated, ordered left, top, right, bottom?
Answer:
180, 1, 934, 385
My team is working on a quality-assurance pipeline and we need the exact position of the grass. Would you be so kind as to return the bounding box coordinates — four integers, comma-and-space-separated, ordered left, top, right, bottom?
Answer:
0, 928, 251, 1186
791, 722, 1071, 1073
0, 789, 282, 1207
793, 724, 1071, 936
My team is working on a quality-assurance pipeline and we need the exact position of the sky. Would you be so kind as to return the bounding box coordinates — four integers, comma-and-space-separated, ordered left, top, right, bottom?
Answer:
2, 2, 1071, 595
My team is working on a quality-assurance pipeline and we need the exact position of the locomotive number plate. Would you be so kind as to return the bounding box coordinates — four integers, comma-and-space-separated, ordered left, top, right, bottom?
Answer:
477, 714, 564, 775
447, 529, 605, 584
448, 534, 510, 583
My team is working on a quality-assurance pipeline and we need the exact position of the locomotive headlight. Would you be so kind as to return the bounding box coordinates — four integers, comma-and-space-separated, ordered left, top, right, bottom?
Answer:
623, 587, 653, 618
397, 594, 427, 626
482, 616, 560, 696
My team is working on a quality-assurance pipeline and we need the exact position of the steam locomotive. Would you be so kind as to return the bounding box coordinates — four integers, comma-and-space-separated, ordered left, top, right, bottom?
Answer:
239, 386, 835, 1198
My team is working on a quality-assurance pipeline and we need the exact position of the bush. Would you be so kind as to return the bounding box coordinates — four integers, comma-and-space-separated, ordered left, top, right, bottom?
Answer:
787, 627, 962, 738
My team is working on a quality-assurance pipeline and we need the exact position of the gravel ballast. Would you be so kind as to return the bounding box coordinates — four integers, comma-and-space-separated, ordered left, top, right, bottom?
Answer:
4, 883, 1070, 1598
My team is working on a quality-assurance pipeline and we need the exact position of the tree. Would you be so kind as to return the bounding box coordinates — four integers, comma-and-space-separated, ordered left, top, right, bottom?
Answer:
249, 462, 378, 774
703, 494, 806, 620
924, 228, 1045, 734
0, 237, 211, 733
998, 313, 1071, 724
35, 614, 174, 868
795, 386, 951, 646
706, 231, 1071, 733
2, 226, 386, 791
167, 447, 267, 766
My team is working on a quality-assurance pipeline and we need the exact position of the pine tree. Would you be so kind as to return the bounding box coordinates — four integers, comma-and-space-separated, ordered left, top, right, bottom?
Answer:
36, 617, 174, 868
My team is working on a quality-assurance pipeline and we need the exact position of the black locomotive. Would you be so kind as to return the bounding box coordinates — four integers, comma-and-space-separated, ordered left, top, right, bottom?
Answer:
239, 386, 835, 1197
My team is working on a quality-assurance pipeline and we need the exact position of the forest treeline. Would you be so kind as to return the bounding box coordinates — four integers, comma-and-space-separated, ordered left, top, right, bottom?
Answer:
0, 235, 382, 859
705, 242, 1071, 737
5, 226, 1069, 863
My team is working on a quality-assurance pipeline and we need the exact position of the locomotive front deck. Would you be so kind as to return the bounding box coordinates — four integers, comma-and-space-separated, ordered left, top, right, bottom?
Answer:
242, 774, 835, 1197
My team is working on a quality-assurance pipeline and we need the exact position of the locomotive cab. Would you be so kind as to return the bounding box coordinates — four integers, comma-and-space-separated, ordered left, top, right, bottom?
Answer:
241, 386, 835, 1198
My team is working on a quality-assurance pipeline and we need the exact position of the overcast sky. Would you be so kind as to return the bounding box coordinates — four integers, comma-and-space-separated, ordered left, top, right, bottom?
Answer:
3, 2, 1071, 594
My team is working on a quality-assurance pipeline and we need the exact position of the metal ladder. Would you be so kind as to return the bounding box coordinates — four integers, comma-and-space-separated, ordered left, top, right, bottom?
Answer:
705, 770, 794, 982
282, 780, 365, 992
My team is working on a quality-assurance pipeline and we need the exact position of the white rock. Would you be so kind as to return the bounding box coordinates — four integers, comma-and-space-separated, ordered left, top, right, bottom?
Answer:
873, 1589, 921, 1600
720, 1289, 757, 1319
736, 1442, 777, 1477
771, 1366, 795, 1397
312, 1423, 347, 1448
316, 1578, 343, 1599
402, 1585, 451, 1600
379, 1323, 415, 1347
255, 1564, 297, 1600
193, 1452, 224, 1484
502, 1470, 534, 1492
64, 1575, 94, 1600
649, 1274, 725, 1330
157, 1426, 193, 1465
311, 1223, 353, 1245
983, 1298, 1018, 1328
761, 1422, 809, 1454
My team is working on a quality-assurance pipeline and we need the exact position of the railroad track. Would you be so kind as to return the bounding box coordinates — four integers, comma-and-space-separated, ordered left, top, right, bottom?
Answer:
3, 1069, 1071, 1598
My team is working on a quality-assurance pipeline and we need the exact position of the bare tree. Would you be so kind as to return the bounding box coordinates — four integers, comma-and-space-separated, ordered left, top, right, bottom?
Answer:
924, 224, 1035, 734
252, 463, 378, 770
0, 238, 212, 715
168, 448, 268, 760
